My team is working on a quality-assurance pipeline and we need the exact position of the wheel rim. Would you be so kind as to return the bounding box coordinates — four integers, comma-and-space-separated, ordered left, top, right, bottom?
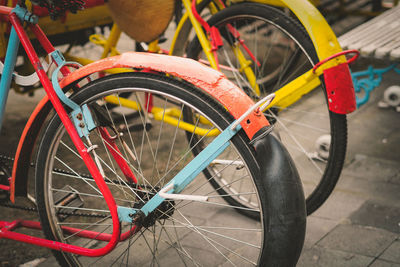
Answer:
190, 8, 339, 211
38, 83, 265, 266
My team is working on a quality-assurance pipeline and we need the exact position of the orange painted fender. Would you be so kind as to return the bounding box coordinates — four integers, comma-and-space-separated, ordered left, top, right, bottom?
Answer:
10, 96, 52, 202
10, 52, 269, 201
60, 52, 269, 137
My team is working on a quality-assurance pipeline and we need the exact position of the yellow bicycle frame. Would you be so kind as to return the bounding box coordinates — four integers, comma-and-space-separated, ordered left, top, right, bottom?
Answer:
172, 0, 261, 95
170, 0, 348, 110
70, 0, 349, 131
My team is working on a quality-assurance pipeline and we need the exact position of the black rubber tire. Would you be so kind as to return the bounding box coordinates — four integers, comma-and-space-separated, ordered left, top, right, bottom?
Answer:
35, 72, 305, 266
187, 3, 347, 215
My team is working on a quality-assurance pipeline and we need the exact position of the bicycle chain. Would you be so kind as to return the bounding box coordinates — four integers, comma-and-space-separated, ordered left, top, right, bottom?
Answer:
0, 200, 108, 218
0, 154, 107, 218
0, 154, 156, 218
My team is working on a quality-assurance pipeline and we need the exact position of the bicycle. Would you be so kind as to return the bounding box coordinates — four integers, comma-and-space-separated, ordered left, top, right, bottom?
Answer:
0, 0, 306, 265
68, 0, 359, 215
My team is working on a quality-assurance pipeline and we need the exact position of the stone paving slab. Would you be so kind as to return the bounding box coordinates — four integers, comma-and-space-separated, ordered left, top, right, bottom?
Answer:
311, 189, 367, 221
304, 217, 338, 249
379, 240, 400, 263
350, 200, 400, 233
317, 224, 398, 258
343, 154, 400, 184
298, 246, 374, 267
369, 259, 400, 267
335, 172, 400, 206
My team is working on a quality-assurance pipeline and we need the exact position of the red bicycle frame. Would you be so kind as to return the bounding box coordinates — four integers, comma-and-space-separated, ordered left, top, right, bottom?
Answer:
0, 5, 127, 257
0, 3, 270, 258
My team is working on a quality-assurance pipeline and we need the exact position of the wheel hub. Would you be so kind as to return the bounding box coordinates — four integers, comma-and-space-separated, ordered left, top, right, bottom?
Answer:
133, 190, 175, 228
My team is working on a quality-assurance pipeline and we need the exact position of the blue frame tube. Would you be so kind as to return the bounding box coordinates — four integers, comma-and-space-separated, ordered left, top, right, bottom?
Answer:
0, 26, 20, 132
118, 123, 242, 222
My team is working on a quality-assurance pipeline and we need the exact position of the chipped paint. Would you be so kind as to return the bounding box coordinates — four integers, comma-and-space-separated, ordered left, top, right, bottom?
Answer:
60, 52, 269, 139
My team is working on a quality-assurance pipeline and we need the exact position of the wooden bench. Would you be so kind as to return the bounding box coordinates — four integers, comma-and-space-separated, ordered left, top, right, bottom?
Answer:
339, 4, 400, 60
338, 5, 400, 110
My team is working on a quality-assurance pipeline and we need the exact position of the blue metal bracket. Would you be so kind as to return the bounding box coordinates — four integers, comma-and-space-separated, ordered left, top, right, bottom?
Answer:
351, 64, 399, 108
12, 5, 38, 24
50, 50, 96, 138
118, 206, 138, 223
117, 122, 242, 223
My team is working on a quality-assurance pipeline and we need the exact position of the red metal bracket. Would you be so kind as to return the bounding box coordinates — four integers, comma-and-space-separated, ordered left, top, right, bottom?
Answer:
314, 50, 360, 114
313, 49, 359, 74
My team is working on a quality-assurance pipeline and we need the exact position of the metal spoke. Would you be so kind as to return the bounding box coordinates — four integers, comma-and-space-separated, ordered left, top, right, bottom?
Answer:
63, 215, 111, 241
267, 110, 324, 174
176, 210, 237, 266
164, 104, 184, 176
55, 155, 102, 196
152, 125, 216, 190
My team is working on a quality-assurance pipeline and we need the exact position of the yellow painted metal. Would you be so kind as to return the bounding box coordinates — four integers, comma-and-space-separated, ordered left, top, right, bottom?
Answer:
148, 40, 161, 53
87, 31, 121, 60
278, 0, 345, 66
223, 0, 348, 110
169, 12, 190, 55
0, 21, 6, 59
231, 44, 261, 96
231, 0, 287, 7
105, 95, 141, 110
171, 0, 262, 95
33, 5, 112, 38
181, 0, 219, 70
168, 0, 345, 112
152, 108, 220, 136
100, 24, 122, 58
105, 96, 219, 137
65, 24, 123, 67
266, 70, 321, 110
50, 0, 345, 134
208, 1, 221, 13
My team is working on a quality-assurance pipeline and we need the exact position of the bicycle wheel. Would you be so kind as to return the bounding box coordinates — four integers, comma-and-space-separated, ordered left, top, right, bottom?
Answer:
35, 72, 297, 266
187, 3, 347, 215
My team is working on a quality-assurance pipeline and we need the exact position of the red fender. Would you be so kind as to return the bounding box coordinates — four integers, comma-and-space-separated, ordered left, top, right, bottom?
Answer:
10, 52, 269, 202
10, 96, 52, 202
323, 63, 356, 114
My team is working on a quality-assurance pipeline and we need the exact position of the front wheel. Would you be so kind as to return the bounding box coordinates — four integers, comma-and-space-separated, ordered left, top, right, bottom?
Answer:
35, 72, 305, 266
187, 3, 347, 215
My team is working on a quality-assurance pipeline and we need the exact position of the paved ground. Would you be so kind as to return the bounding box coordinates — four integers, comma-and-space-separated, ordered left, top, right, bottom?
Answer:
297, 66, 400, 266
0, 15, 399, 267
0, 58, 398, 267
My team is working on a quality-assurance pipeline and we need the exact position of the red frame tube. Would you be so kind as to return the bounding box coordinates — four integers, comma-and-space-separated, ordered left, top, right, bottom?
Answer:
29, 24, 74, 76
0, 6, 12, 15
313, 49, 360, 73
0, 184, 10, 191
99, 127, 138, 183
0, 220, 139, 243
4, 13, 122, 257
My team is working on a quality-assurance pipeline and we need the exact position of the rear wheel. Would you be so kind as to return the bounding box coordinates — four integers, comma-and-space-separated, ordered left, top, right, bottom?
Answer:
35, 72, 298, 266
187, 3, 347, 215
